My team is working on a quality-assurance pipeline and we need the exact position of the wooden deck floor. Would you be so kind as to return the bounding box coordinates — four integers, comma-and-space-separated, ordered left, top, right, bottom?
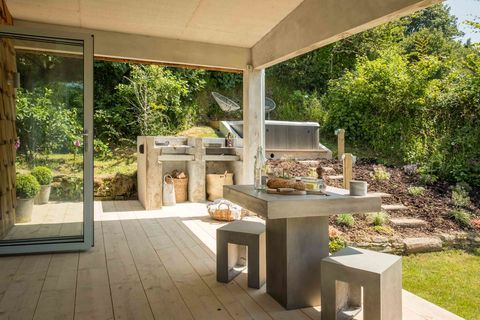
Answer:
2, 202, 83, 240
0, 201, 463, 320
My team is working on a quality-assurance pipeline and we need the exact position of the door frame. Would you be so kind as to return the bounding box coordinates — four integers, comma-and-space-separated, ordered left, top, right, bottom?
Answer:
0, 25, 94, 254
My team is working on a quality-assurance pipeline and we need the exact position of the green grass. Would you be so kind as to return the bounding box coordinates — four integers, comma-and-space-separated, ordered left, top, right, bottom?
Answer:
403, 250, 480, 319
17, 150, 137, 177
177, 126, 221, 138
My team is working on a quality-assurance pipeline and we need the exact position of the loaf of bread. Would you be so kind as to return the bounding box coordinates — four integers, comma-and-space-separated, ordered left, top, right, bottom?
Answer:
267, 178, 306, 190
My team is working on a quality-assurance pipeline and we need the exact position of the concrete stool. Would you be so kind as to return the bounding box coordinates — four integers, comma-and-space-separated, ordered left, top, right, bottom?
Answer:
321, 247, 402, 320
216, 220, 266, 289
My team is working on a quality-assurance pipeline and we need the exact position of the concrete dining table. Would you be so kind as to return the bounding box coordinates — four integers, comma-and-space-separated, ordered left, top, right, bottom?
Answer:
223, 184, 382, 310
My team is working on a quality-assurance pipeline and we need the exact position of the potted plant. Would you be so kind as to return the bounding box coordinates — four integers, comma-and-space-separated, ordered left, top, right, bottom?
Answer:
32, 166, 53, 204
16, 173, 40, 223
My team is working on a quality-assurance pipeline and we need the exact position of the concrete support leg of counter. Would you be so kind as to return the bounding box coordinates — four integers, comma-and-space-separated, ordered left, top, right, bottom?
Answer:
266, 216, 329, 309
187, 138, 206, 202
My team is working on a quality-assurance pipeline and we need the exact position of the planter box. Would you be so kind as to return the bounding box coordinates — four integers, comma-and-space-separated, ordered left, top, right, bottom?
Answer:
16, 198, 34, 223
34, 185, 51, 205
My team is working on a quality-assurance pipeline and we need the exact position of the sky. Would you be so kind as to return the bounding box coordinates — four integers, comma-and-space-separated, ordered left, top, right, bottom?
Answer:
445, 0, 480, 42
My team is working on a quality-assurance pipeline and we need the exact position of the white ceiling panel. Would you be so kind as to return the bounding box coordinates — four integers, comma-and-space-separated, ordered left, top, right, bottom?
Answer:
6, 0, 305, 47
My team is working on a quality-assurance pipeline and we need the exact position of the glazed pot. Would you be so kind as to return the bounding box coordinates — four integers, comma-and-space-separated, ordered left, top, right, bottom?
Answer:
34, 185, 51, 205
16, 198, 34, 223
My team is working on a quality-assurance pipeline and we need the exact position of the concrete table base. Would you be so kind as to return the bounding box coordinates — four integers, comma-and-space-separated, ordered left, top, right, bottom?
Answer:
266, 216, 329, 309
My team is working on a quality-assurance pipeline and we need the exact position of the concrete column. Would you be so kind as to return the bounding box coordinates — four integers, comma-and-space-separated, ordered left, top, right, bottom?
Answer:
242, 66, 265, 184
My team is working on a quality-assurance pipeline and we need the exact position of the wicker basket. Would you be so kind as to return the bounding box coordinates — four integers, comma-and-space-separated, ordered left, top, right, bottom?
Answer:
208, 203, 234, 221
173, 177, 188, 203
207, 202, 247, 221
206, 172, 234, 201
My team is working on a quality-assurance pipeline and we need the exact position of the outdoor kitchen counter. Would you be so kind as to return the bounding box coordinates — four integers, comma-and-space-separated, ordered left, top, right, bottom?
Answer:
223, 184, 382, 310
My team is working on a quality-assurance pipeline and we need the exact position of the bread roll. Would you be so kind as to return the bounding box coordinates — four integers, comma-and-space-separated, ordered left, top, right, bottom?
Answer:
267, 178, 306, 190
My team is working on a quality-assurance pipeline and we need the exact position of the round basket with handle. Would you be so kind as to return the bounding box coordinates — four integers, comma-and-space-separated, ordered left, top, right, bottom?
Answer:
208, 202, 234, 221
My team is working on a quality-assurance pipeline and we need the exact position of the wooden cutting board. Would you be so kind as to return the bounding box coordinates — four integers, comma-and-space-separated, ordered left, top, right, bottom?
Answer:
266, 188, 307, 195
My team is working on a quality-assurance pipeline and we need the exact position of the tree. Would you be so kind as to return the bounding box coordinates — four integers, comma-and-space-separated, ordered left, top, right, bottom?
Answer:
116, 65, 205, 136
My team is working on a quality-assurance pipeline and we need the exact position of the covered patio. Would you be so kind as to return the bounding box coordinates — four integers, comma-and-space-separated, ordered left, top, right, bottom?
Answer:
0, 201, 463, 319
0, 0, 467, 318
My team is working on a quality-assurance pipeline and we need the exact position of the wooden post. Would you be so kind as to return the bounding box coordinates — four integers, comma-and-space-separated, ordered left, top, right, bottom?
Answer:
242, 66, 265, 185
342, 153, 353, 190
336, 129, 345, 161
0, 0, 16, 238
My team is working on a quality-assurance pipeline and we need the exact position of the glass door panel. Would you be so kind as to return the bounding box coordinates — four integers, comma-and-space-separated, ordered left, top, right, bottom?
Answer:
0, 27, 93, 254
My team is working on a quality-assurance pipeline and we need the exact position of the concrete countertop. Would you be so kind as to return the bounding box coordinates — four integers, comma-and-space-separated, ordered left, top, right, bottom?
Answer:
223, 185, 382, 219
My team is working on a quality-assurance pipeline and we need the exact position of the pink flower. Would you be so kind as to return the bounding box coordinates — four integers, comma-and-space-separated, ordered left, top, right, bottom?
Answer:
14, 138, 20, 149
74, 140, 82, 148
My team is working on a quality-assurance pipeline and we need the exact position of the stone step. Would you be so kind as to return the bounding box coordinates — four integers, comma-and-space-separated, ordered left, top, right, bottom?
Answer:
390, 217, 427, 228
381, 204, 408, 211
367, 192, 392, 198
403, 237, 442, 254
327, 175, 344, 180
376, 192, 392, 198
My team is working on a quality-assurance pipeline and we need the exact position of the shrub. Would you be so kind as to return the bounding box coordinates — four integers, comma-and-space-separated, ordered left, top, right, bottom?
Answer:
336, 213, 355, 228
373, 225, 394, 235
329, 236, 347, 253
366, 212, 389, 226
451, 184, 471, 207
449, 209, 471, 228
370, 166, 391, 181
94, 140, 112, 160
16, 173, 41, 199
50, 175, 83, 201
31, 166, 53, 185
419, 173, 438, 185
407, 186, 425, 197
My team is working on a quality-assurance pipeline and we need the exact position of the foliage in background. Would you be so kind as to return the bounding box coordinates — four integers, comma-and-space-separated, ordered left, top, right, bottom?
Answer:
116, 65, 205, 136
407, 186, 426, 196
336, 213, 355, 228
16, 87, 81, 163
449, 209, 472, 228
366, 212, 389, 226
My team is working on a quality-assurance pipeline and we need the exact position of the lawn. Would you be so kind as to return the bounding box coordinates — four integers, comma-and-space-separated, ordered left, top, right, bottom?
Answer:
16, 149, 137, 177
403, 249, 480, 319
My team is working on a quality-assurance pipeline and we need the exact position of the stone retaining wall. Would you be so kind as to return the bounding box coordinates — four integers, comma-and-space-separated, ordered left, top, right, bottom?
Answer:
350, 231, 480, 255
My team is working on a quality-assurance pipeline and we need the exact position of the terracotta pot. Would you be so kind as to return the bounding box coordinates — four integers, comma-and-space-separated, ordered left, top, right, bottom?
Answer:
34, 185, 51, 205
16, 198, 34, 223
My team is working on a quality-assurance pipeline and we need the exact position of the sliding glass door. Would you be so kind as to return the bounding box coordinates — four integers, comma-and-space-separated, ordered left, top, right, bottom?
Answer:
0, 26, 93, 254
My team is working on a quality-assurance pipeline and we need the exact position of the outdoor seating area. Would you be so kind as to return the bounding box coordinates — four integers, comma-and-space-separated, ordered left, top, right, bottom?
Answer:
0, 201, 463, 319
1, 0, 479, 318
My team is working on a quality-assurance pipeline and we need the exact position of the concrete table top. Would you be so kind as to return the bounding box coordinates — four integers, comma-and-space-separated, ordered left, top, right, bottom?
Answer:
223, 185, 382, 219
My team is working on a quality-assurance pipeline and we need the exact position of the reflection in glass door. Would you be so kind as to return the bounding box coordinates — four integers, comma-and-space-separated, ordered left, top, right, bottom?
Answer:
0, 28, 93, 254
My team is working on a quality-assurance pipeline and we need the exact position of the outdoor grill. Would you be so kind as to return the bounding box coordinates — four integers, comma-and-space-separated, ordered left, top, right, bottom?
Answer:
137, 135, 243, 210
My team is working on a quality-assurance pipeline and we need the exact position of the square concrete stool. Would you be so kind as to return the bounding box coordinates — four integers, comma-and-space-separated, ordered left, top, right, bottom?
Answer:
321, 246, 402, 320
216, 220, 266, 289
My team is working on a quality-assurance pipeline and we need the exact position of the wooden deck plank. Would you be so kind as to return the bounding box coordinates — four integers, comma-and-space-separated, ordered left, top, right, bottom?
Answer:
75, 203, 115, 320
142, 216, 234, 320
102, 211, 155, 320
0, 254, 51, 320
33, 253, 79, 320
162, 216, 272, 320
118, 204, 194, 320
